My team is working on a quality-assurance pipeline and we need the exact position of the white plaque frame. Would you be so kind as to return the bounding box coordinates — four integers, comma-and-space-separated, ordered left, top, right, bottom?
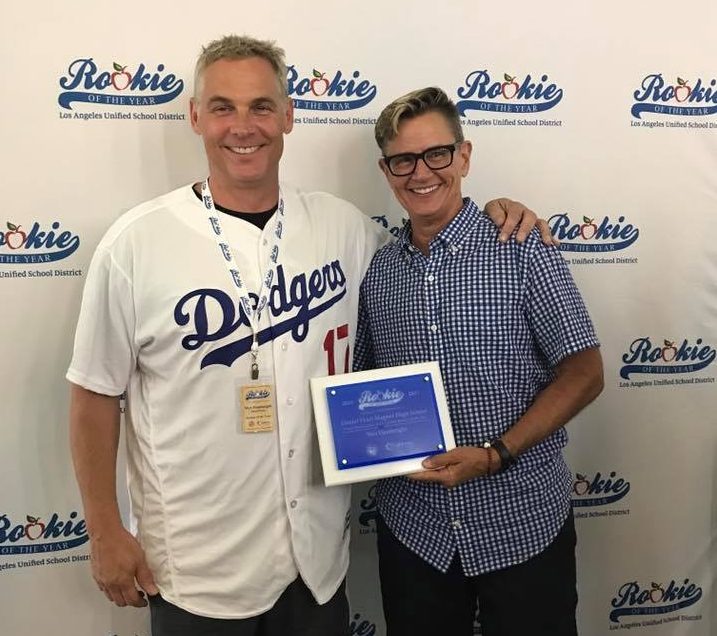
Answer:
310, 361, 456, 486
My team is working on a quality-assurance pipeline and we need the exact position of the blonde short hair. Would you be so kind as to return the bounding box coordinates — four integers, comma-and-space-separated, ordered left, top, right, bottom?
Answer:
374, 87, 464, 152
194, 34, 288, 99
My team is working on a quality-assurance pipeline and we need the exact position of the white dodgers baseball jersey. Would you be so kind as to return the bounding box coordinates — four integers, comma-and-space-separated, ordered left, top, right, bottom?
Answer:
67, 183, 387, 618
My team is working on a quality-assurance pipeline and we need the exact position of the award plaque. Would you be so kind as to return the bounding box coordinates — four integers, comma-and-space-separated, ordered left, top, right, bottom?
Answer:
310, 362, 455, 486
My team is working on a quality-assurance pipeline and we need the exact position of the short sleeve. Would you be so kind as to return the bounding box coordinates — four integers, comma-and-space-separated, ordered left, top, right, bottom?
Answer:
524, 244, 600, 367
66, 245, 137, 396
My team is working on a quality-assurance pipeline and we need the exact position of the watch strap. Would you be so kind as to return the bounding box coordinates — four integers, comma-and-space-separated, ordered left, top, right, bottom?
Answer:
491, 438, 516, 472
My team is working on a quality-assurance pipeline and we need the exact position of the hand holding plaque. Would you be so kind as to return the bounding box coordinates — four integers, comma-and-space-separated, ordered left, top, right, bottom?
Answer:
310, 362, 456, 486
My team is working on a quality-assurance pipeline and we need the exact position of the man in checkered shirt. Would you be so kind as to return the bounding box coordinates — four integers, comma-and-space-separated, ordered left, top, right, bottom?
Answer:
353, 87, 604, 636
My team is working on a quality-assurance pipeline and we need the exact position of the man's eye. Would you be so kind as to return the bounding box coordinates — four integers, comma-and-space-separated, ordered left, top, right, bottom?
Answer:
426, 148, 450, 161
392, 155, 414, 168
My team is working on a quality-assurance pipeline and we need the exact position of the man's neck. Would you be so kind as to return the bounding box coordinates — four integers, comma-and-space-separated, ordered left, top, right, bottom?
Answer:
410, 202, 464, 256
202, 177, 279, 213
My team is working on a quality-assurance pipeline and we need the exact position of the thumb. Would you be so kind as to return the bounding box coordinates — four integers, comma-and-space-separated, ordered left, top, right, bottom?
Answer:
422, 450, 458, 470
136, 558, 158, 596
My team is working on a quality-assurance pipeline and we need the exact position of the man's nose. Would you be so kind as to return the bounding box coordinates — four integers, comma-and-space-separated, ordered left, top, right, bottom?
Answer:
229, 109, 255, 135
411, 156, 434, 179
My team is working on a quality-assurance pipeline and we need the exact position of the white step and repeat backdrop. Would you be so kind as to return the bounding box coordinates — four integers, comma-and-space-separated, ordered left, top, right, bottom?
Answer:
2, 2, 716, 634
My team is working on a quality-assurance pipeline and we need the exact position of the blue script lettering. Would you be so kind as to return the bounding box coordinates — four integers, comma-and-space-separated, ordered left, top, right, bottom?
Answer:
175, 262, 347, 368
622, 337, 716, 365
579, 471, 628, 496
458, 70, 562, 102
349, 613, 377, 636
358, 484, 378, 528
0, 512, 86, 544
548, 214, 639, 244
634, 73, 717, 105
611, 579, 701, 609
286, 66, 376, 100
687, 77, 717, 103
609, 578, 702, 622
59, 58, 183, 94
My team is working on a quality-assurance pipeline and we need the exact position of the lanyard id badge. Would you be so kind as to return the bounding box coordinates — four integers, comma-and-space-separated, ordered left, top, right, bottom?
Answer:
201, 179, 285, 433
237, 375, 278, 433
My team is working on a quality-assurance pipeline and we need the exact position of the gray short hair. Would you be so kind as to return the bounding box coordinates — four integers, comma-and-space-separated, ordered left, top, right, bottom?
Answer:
374, 87, 464, 152
194, 34, 288, 100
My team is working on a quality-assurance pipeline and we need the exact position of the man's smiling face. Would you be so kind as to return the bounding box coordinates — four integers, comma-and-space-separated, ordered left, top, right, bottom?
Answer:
190, 57, 293, 197
380, 110, 471, 228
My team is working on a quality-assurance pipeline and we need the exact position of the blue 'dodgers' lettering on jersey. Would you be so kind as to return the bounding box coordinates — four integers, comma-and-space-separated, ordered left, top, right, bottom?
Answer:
174, 261, 347, 368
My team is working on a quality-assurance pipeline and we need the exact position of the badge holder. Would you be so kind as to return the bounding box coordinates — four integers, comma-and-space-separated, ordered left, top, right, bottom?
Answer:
237, 342, 277, 433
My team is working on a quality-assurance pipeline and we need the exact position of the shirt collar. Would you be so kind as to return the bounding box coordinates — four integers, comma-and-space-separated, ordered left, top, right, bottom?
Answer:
396, 197, 480, 255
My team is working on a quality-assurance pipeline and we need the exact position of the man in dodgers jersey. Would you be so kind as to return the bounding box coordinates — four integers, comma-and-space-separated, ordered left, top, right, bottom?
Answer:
67, 35, 548, 635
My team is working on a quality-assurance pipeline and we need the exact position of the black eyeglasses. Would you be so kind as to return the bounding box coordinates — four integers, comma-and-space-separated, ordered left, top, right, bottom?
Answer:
382, 142, 463, 177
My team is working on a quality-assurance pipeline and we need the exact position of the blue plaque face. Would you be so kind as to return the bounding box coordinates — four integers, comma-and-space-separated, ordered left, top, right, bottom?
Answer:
325, 373, 446, 469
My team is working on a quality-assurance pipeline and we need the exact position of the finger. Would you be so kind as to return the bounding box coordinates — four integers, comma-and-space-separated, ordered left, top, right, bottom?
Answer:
536, 219, 558, 247
136, 560, 159, 597
120, 582, 148, 608
422, 449, 462, 470
409, 467, 458, 487
408, 468, 448, 482
496, 201, 516, 243
126, 591, 148, 608
106, 584, 129, 607
513, 208, 537, 244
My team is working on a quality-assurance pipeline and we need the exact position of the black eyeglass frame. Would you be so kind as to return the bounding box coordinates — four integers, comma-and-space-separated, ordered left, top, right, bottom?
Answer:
381, 141, 463, 177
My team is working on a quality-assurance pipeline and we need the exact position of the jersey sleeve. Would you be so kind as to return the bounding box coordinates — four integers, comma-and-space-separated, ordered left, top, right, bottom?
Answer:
356, 210, 392, 278
66, 245, 137, 396
524, 243, 600, 367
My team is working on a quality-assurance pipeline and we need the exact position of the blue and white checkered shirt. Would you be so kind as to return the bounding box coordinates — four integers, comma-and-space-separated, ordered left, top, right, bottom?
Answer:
354, 198, 599, 576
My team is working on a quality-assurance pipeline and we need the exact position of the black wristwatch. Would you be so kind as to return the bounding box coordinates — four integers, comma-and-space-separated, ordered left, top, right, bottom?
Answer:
490, 439, 517, 472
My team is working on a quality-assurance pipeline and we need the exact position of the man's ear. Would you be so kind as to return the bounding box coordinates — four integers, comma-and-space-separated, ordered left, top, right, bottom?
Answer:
284, 97, 294, 134
378, 157, 390, 178
189, 98, 200, 134
460, 140, 473, 177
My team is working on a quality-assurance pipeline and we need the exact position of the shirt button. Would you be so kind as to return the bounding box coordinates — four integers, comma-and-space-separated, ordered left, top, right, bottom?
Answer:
288, 449, 295, 458
286, 397, 295, 406
452, 519, 462, 529
427, 274, 435, 283
430, 324, 438, 333
290, 500, 298, 509
262, 238, 268, 246
449, 245, 458, 255
281, 342, 288, 351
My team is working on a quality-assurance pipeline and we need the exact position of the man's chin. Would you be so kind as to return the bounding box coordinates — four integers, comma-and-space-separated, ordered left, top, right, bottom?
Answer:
225, 169, 272, 188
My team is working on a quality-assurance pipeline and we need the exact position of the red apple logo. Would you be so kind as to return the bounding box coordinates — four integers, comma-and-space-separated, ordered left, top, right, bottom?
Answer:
661, 340, 677, 362
24, 515, 46, 541
579, 216, 597, 240
310, 69, 329, 96
5, 222, 27, 249
649, 582, 664, 603
501, 74, 519, 100
573, 473, 590, 496
674, 77, 691, 103
111, 62, 132, 91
